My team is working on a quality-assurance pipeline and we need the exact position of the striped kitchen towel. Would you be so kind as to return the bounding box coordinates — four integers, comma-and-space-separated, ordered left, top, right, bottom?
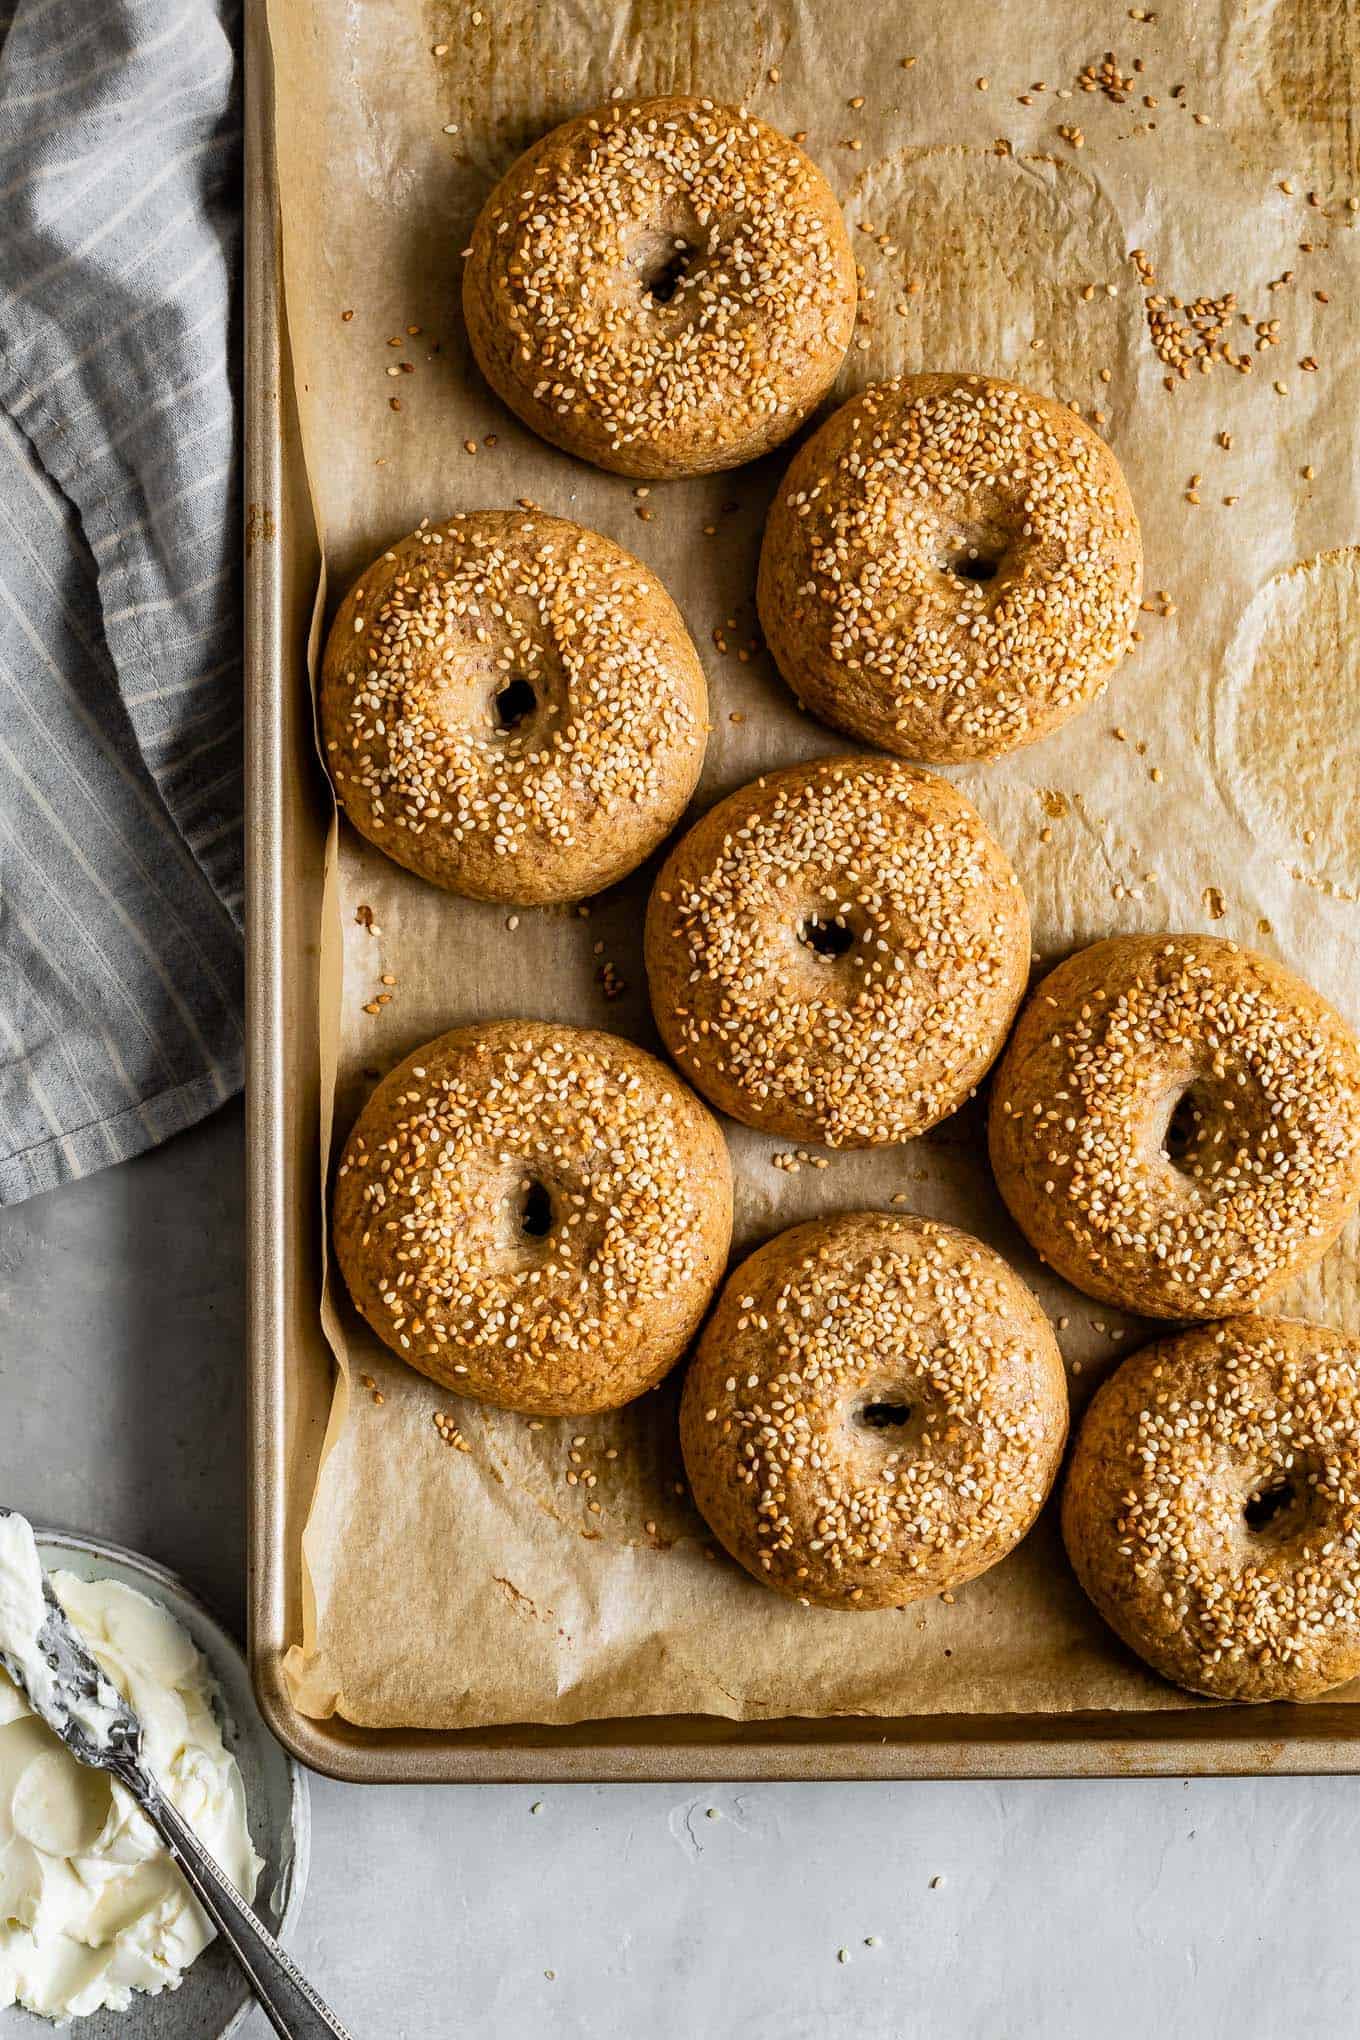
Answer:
0, 0, 244, 1204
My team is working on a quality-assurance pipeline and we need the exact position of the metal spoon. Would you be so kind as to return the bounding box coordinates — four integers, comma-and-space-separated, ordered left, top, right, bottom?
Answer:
0, 1524, 353, 2040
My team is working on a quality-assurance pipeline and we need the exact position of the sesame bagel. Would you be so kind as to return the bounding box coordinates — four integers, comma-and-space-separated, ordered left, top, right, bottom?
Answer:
681, 1212, 1068, 1609
644, 755, 1030, 1148
332, 1021, 733, 1416
1063, 1317, 1360, 1702
320, 512, 707, 906
462, 96, 857, 479
989, 935, 1360, 1320
757, 372, 1143, 762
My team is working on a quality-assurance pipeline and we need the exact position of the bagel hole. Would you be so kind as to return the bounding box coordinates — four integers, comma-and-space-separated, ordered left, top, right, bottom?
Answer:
516, 1178, 554, 1240
799, 914, 855, 961
643, 241, 694, 305
492, 675, 537, 734
945, 549, 1003, 584
857, 1399, 913, 1431
1243, 1478, 1295, 1534
1163, 1084, 1210, 1171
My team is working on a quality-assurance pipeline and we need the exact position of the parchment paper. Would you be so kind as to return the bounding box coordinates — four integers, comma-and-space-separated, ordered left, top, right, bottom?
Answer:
267, 0, 1360, 1729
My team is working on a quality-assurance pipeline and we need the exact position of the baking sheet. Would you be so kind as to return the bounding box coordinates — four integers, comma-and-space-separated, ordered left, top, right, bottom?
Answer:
265, 0, 1360, 1731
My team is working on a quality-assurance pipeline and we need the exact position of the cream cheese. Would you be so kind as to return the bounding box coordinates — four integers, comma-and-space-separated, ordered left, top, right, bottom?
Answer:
0, 1515, 263, 2023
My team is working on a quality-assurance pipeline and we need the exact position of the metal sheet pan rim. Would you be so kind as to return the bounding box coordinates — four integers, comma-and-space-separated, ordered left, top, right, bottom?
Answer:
243, 1, 1360, 1784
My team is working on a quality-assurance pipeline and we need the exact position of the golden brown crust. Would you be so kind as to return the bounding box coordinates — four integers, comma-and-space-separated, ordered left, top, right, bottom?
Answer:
757, 372, 1143, 763
681, 1212, 1068, 1609
332, 1020, 733, 1416
1063, 1316, 1360, 1702
644, 754, 1030, 1147
462, 96, 857, 479
319, 511, 708, 906
988, 935, 1360, 1319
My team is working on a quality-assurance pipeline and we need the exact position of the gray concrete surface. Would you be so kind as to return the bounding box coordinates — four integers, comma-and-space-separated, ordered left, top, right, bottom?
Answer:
2, 1108, 1356, 2039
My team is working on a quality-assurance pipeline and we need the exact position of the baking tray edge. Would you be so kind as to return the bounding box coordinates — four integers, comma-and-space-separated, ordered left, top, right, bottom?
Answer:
242, 0, 1360, 1784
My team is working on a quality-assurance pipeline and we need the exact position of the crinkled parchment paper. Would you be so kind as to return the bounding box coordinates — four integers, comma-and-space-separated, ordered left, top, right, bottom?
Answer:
268, 0, 1360, 1729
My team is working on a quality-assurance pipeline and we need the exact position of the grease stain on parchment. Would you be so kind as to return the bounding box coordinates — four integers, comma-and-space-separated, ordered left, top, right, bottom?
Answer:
423, 0, 769, 182
839, 146, 1137, 431
1212, 547, 1360, 894
1264, 0, 1360, 195
1221, 0, 1360, 198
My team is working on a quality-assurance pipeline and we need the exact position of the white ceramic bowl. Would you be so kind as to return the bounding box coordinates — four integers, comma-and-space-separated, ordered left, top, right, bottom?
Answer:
0, 1531, 309, 2040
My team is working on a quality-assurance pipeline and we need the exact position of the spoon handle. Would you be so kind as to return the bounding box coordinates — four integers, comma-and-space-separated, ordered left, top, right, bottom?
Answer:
133, 1777, 354, 2039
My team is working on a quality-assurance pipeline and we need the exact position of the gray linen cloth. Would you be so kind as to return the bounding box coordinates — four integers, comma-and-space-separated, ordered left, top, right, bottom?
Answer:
0, 0, 244, 1203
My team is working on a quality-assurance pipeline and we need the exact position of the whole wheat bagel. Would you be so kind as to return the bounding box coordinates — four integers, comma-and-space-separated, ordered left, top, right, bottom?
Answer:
333, 1020, 733, 1416
681, 1212, 1068, 1609
320, 511, 707, 905
989, 934, 1360, 1319
462, 95, 857, 478
757, 372, 1142, 762
645, 754, 1030, 1147
1063, 1316, 1360, 1702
